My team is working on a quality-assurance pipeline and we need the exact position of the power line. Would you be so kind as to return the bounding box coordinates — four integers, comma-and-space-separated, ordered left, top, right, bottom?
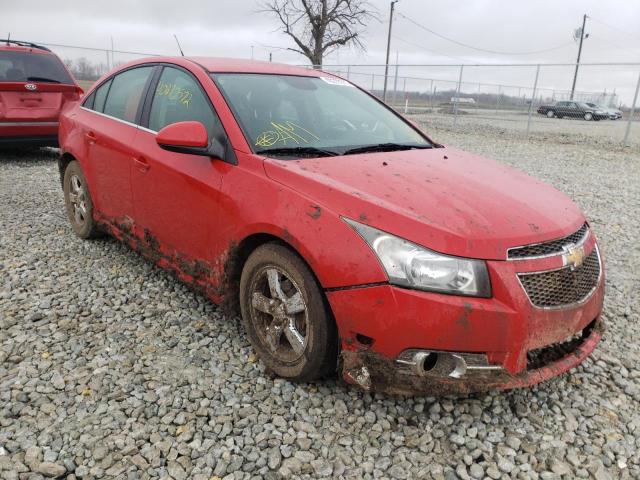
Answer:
392, 35, 475, 63
34, 41, 161, 57
396, 11, 574, 56
589, 17, 640, 42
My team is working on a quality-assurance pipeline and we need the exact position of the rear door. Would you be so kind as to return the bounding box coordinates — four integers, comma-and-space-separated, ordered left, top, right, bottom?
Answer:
0, 49, 81, 134
76, 65, 155, 223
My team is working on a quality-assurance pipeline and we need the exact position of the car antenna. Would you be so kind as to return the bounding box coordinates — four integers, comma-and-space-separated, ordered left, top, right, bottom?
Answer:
173, 34, 184, 56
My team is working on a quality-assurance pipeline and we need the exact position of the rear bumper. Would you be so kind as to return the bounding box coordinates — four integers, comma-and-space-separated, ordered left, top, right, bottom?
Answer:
0, 122, 59, 147
327, 246, 605, 395
0, 135, 58, 148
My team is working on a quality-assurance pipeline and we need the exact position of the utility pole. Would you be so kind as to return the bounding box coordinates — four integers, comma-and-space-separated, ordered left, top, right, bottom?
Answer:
383, 0, 399, 103
570, 14, 588, 100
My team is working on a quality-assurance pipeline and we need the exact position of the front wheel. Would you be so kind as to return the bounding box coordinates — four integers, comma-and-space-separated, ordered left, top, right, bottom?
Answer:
546, 110, 555, 118
240, 243, 338, 382
63, 160, 101, 239
584, 112, 593, 121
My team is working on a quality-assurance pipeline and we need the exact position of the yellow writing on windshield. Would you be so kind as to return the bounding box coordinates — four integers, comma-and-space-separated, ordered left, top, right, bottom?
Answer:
256, 121, 319, 147
155, 82, 193, 107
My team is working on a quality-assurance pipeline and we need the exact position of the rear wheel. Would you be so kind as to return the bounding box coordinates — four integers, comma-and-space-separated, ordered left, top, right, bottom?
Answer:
584, 112, 593, 121
63, 160, 101, 239
239, 243, 337, 382
546, 110, 555, 118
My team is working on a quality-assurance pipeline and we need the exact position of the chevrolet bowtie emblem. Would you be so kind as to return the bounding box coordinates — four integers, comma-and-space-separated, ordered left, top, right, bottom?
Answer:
563, 244, 585, 270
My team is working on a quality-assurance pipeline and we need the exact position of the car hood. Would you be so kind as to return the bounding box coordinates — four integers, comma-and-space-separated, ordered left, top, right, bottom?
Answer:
262, 147, 585, 260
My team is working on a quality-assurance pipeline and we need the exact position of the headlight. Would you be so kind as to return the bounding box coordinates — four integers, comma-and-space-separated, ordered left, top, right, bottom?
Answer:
345, 219, 491, 297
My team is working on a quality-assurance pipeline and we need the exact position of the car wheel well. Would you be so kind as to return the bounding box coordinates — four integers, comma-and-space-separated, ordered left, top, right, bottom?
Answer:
58, 152, 76, 188
222, 233, 327, 317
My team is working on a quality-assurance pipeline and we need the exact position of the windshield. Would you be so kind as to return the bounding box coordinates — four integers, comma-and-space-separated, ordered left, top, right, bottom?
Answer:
0, 50, 73, 84
213, 73, 431, 155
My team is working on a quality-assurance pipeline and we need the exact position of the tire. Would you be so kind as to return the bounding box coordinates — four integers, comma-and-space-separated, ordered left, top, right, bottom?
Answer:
546, 110, 555, 118
63, 160, 101, 239
239, 243, 338, 382
584, 112, 593, 121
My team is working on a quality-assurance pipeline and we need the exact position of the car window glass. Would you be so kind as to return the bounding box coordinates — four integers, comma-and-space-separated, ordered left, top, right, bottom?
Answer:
148, 67, 222, 138
0, 50, 73, 84
91, 79, 112, 112
215, 73, 429, 152
103, 67, 153, 123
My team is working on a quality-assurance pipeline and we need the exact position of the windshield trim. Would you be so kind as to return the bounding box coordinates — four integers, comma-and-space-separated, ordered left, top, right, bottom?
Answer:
210, 72, 434, 157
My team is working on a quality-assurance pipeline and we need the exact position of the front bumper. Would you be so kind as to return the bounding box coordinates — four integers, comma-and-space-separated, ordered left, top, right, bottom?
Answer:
327, 238, 605, 395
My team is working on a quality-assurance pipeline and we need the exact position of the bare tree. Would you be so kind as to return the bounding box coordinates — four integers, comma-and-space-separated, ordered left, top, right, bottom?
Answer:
263, 0, 376, 67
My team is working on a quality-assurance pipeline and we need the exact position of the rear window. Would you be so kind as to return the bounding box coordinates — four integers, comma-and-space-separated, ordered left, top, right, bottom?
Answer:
0, 50, 73, 84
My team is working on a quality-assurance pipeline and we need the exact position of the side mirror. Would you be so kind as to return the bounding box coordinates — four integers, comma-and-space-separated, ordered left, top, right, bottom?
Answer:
156, 121, 225, 158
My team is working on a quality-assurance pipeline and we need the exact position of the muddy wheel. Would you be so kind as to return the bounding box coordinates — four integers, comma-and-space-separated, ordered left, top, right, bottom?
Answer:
584, 112, 593, 121
63, 160, 101, 239
546, 110, 555, 118
240, 243, 337, 382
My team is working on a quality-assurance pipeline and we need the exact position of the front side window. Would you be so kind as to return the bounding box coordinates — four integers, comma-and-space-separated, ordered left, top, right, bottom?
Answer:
214, 73, 430, 155
0, 50, 73, 84
102, 66, 153, 123
148, 67, 222, 138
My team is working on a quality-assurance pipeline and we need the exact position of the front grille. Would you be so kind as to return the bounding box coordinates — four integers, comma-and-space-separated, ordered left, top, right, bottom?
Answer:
518, 248, 600, 308
508, 223, 588, 259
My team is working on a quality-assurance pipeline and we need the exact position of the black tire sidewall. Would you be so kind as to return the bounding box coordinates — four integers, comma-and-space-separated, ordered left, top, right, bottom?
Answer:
239, 243, 337, 382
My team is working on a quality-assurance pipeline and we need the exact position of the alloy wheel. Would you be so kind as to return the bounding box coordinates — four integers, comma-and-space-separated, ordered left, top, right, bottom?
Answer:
249, 266, 308, 362
68, 174, 88, 226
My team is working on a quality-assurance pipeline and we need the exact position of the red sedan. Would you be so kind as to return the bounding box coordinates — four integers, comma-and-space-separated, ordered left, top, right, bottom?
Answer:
1, 39, 82, 148
58, 57, 604, 395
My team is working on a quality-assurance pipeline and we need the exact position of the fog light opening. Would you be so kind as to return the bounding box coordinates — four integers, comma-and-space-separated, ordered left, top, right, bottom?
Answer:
420, 352, 438, 372
355, 333, 375, 348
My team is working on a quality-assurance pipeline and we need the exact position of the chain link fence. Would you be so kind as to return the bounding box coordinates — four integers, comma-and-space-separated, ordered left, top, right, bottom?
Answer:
319, 63, 640, 148
33, 41, 640, 148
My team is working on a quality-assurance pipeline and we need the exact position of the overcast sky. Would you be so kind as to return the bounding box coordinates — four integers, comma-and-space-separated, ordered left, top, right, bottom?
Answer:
3, 0, 640, 103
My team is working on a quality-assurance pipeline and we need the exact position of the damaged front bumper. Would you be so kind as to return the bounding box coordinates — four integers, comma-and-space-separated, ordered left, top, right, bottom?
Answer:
341, 318, 603, 395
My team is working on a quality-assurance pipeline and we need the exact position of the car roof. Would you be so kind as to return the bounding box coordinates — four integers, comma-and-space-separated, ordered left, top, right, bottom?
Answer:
0, 40, 53, 54
120, 56, 327, 78
187, 57, 321, 76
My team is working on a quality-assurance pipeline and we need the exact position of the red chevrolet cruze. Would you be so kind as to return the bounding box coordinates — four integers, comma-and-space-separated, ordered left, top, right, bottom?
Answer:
58, 57, 604, 394
1, 40, 82, 148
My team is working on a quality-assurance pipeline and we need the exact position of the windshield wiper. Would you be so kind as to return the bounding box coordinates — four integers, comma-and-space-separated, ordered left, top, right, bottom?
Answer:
343, 143, 432, 155
26, 76, 61, 84
256, 146, 339, 158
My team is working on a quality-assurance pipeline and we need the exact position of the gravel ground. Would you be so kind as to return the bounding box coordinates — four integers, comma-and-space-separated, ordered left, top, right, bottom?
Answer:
1, 127, 639, 480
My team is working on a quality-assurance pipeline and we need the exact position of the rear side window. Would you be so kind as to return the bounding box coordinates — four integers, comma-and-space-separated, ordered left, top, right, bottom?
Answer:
103, 67, 153, 123
148, 66, 223, 138
93, 79, 112, 112
0, 50, 73, 84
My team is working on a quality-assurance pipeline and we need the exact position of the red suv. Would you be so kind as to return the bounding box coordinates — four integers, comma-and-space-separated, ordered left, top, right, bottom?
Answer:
0, 39, 82, 148
58, 57, 604, 395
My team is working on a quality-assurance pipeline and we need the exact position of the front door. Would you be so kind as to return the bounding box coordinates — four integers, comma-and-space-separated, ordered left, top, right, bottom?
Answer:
129, 65, 232, 277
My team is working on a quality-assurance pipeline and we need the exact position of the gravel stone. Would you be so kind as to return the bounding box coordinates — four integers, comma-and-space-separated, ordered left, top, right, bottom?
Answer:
35, 462, 66, 477
1, 126, 638, 479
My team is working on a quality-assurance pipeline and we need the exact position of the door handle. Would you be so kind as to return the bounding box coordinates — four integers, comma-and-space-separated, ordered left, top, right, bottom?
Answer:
85, 131, 97, 143
133, 156, 150, 173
